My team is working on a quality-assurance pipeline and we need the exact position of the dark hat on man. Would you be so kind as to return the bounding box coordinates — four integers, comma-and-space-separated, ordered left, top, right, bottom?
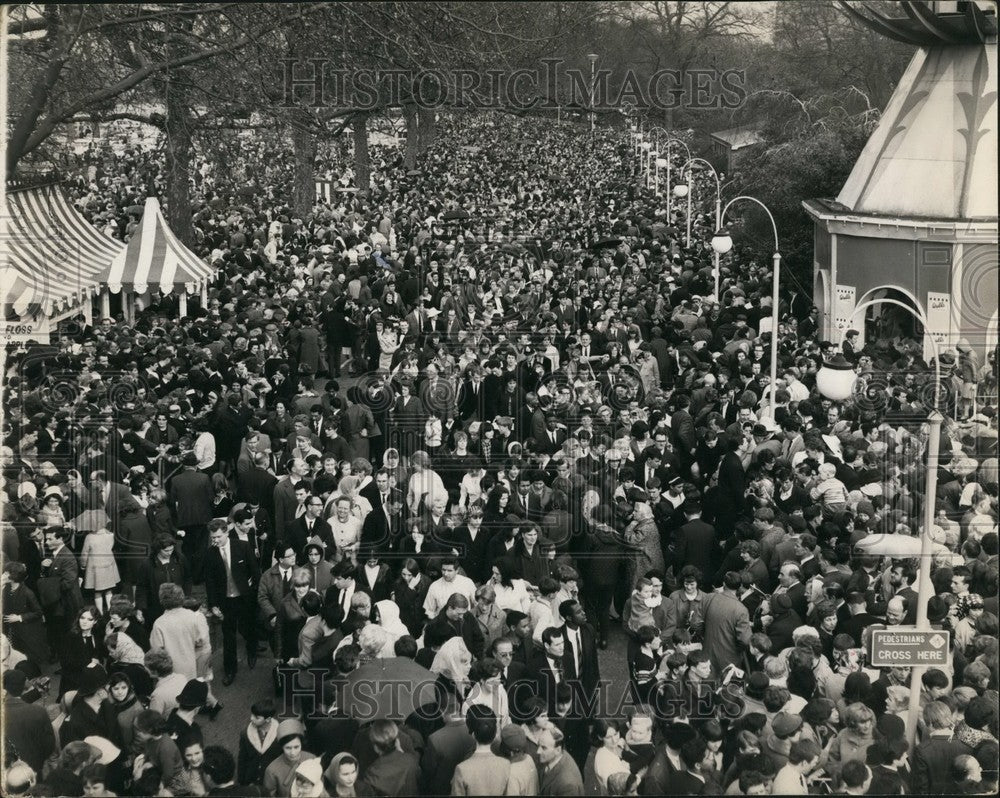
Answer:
177, 678, 209, 709
78, 663, 109, 696
182, 452, 199, 467
927, 595, 949, 623
746, 671, 769, 699
772, 711, 803, 738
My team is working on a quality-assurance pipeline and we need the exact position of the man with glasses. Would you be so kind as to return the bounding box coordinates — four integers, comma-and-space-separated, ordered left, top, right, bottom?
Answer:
287, 495, 334, 563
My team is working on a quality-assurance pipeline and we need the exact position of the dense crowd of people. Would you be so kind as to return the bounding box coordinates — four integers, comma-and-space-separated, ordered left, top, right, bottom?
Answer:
2, 110, 999, 797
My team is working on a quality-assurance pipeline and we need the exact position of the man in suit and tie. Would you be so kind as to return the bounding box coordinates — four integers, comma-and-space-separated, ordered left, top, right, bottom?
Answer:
286, 494, 334, 561
326, 560, 368, 626
273, 458, 310, 547
537, 725, 585, 796
237, 452, 278, 519
257, 545, 298, 657
90, 468, 142, 528
771, 562, 809, 622
167, 454, 215, 582
308, 406, 330, 440
491, 636, 529, 721
536, 414, 567, 456
360, 468, 402, 522
458, 368, 488, 422
531, 626, 568, 715
41, 526, 84, 641
437, 307, 465, 348
557, 601, 600, 712
205, 520, 260, 685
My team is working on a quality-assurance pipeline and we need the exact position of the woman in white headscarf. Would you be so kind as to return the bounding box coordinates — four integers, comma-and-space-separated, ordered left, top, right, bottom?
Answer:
374, 600, 410, 643
430, 636, 472, 701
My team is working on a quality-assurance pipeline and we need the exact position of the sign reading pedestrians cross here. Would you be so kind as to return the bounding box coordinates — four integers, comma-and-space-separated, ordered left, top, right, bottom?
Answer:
870, 629, 951, 668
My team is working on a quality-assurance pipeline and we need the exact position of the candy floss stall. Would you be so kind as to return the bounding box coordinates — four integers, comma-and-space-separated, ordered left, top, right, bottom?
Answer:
2, 181, 122, 343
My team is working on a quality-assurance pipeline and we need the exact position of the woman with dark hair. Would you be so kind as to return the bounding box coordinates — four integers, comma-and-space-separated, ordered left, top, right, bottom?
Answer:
393, 558, 430, 637
59, 605, 106, 697
108, 671, 146, 753
513, 524, 548, 588
591, 719, 629, 796
210, 472, 235, 519
175, 732, 214, 796
489, 558, 531, 614
1, 560, 50, 664
483, 484, 512, 526
134, 533, 192, 625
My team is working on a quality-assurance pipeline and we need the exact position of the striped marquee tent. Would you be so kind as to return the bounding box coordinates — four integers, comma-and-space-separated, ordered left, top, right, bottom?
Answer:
2, 184, 123, 318
103, 197, 215, 315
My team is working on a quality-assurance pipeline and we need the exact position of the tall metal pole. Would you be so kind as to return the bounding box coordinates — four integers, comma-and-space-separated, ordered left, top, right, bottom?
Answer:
907, 410, 944, 751
588, 53, 598, 134
714, 193, 722, 299
665, 141, 672, 212
769, 251, 780, 414
718, 195, 781, 418
685, 165, 693, 248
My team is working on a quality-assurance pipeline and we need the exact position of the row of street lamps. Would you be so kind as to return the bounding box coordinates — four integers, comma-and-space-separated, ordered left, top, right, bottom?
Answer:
627, 115, 942, 755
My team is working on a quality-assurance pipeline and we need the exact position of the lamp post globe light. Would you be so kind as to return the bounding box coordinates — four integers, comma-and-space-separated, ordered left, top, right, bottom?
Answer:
710, 230, 733, 254
672, 182, 688, 197
815, 354, 857, 401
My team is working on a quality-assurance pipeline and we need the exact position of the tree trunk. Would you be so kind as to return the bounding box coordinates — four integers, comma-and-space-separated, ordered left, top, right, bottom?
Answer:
164, 69, 194, 248
417, 107, 436, 153
291, 116, 316, 216
403, 103, 419, 170
5, 7, 69, 175
353, 113, 370, 194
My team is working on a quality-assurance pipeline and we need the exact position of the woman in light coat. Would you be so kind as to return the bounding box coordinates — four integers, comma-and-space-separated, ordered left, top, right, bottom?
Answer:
80, 526, 120, 614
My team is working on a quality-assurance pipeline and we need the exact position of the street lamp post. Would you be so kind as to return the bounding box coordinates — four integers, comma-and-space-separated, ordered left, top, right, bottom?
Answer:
640, 141, 651, 188
711, 196, 781, 418
648, 129, 689, 227
674, 157, 723, 297
654, 156, 667, 196
587, 53, 599, 133
815, 303, 943, 755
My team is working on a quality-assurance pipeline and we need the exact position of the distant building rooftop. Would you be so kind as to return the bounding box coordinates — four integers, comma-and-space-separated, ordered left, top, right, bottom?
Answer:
709, 125, 764, 150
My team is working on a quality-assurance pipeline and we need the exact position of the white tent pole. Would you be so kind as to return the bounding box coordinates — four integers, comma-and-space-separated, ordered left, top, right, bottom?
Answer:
179, 292, 188, 317
101, 288, 111, 319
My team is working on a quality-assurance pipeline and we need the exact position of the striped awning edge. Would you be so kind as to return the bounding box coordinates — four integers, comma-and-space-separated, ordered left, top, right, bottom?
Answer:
105, 197, 216, 295
2, 185, 123, 316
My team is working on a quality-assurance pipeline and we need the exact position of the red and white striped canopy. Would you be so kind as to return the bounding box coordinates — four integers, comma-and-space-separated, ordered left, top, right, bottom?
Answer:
3, 185, 123, 316
104, 197, 215, 295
